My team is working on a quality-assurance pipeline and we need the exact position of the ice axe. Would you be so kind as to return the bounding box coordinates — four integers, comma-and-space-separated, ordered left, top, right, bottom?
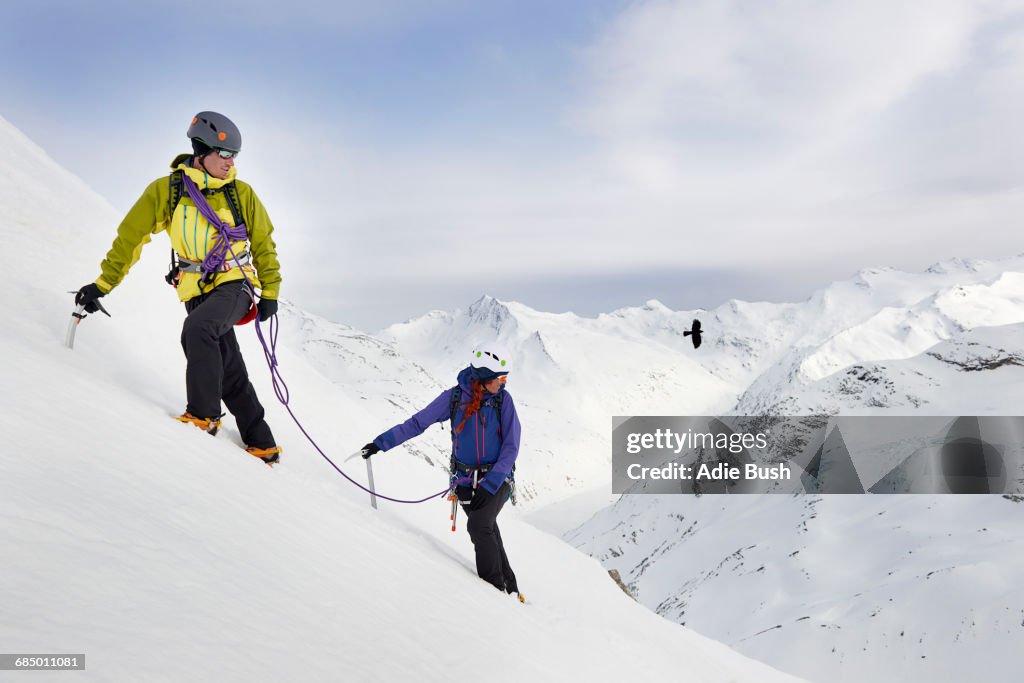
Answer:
345, 447, 378, 510
64, 294, 111, 350
684, 319, 702, 349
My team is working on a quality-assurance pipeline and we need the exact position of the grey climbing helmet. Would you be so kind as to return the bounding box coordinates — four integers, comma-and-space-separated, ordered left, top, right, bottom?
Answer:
187, 111, 242, 153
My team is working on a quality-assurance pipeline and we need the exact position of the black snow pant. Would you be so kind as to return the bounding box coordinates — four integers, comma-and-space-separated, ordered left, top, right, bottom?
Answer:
460, 482, 518, 593
181, 281, 276, 449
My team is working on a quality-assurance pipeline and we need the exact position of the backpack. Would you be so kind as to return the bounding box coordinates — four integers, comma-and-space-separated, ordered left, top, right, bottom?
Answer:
447, 386, 514, 482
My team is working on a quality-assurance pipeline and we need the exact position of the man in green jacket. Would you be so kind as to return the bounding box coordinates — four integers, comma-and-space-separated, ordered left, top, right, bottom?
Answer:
75, 111, 283, 465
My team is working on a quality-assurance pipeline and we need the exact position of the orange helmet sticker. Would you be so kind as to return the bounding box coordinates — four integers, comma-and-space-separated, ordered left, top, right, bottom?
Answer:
218, 132, 227, 141
192, 117, 198, 124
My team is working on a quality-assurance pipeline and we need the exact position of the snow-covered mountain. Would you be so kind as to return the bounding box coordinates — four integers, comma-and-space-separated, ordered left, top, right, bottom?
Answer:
383, 256, 1024, 423
0, 115, 800, 681
734, 266, 1024, 415
544, 267, 1024, 683
749, 322, 1024, 415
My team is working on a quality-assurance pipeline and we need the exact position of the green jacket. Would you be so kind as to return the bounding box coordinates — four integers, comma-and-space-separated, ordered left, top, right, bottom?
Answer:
94, 154, 282, 302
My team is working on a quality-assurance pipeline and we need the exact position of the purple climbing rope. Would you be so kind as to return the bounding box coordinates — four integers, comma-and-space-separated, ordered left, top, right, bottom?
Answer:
180, 174, 248, 276
254, 312, 448, 504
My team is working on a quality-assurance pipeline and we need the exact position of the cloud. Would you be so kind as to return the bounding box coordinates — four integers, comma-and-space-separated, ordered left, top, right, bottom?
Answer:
536, 0, 1024, 267
575, 0, 985, 142
568, 0, 1015, 203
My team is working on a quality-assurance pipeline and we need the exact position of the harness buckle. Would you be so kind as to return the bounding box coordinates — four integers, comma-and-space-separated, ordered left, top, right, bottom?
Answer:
175, 251, 252, 275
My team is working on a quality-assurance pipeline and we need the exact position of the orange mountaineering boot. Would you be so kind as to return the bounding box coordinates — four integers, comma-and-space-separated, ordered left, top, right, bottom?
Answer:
175, 412, 222, 436
245, 446, 282, 467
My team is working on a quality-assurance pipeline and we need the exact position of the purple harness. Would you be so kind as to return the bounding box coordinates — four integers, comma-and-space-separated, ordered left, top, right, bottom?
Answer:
180, 172, 249, 281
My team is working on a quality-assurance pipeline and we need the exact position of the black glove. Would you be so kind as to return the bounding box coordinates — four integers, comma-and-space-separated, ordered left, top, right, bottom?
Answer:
456, 485, 474, 504
257, 298, 278, 322
469, 486, 494, 512
361, 442, 380, 459
75, 283, 105, 314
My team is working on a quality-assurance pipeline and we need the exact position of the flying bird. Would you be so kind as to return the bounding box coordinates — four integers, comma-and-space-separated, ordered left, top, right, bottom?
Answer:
683, 319, 702, 349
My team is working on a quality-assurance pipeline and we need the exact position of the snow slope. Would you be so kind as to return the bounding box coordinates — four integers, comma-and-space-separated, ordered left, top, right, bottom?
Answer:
569, 493, 1024, 683
0, 115, 799, 682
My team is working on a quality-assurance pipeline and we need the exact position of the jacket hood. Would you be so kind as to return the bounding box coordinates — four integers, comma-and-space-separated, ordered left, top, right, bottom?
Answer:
169, 154, 237, 190
456, 366, 506, 397
457, 367, 476, 392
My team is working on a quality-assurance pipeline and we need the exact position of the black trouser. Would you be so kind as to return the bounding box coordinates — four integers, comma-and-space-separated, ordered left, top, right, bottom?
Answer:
181, 281, 275, 449
459, 482, 517, 593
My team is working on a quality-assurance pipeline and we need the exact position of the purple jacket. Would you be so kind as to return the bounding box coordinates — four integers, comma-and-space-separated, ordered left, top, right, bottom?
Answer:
373, 367, 522, 495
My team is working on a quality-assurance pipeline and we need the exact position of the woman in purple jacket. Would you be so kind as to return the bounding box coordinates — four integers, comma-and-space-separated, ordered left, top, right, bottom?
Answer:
360, 342, 522, 598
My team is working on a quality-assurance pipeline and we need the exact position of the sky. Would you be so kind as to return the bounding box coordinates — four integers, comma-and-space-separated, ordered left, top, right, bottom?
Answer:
3, 0, 1024, 330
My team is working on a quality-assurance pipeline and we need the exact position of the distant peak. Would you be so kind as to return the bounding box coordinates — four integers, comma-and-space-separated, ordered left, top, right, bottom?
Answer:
925, 257, 986, 275
606, 299, 675, 318
465, 294, 518, 332
853, 265, 897, 283
470, 294, 498, 306
467, 294, 508, 314
642, 299, 672, 312
859, 265, 895, 276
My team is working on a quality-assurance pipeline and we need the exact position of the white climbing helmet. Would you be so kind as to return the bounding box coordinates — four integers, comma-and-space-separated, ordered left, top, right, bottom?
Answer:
470, 341, 511, 381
